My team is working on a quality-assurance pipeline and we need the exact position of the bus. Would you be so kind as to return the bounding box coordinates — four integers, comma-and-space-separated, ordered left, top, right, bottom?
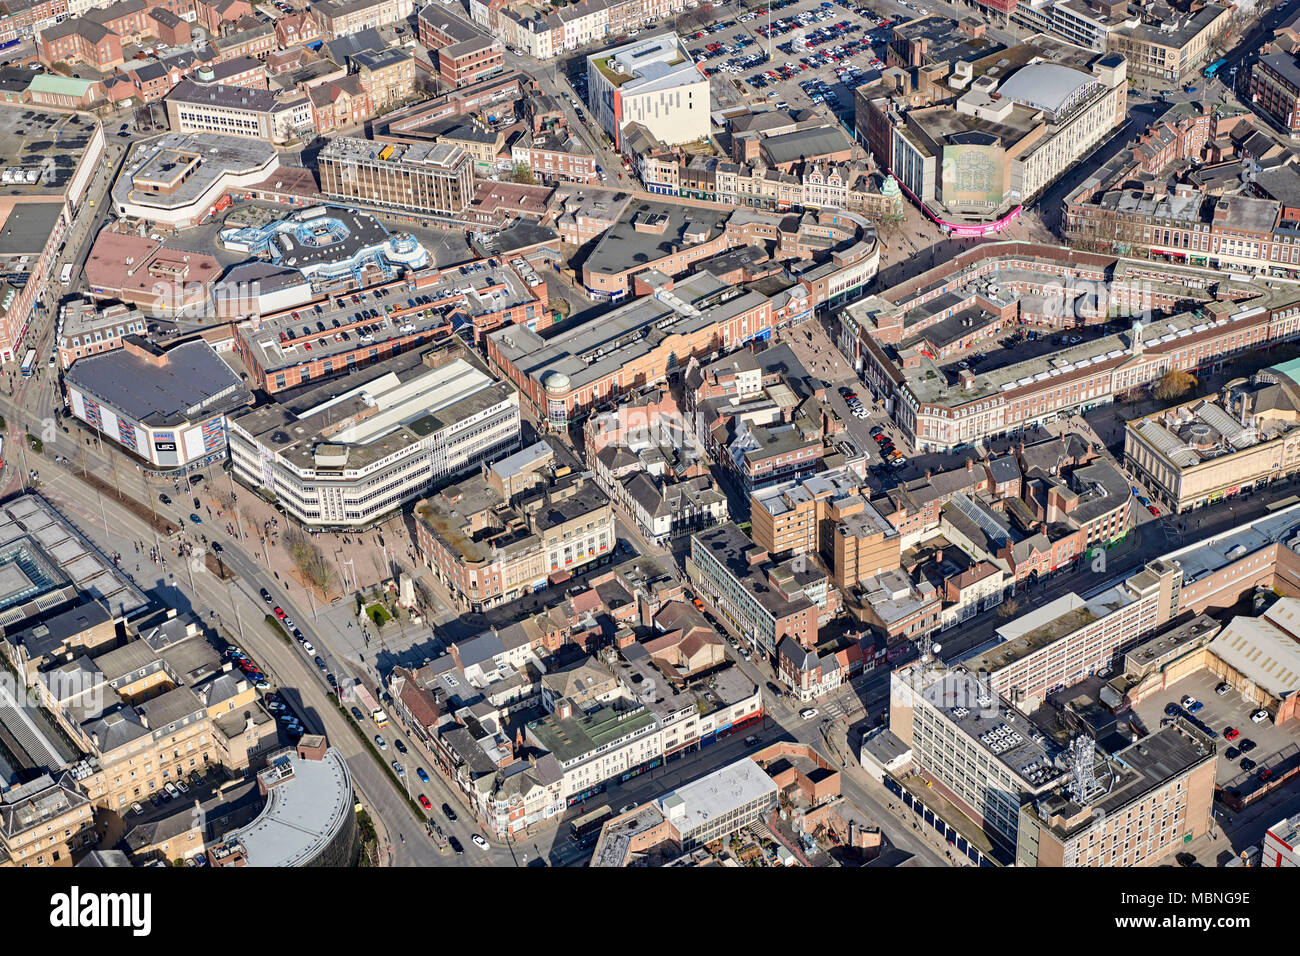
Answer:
569, 806, 612, 847
58, 263, 73, 286
1204, 57, 1228, 78
20, 349, 36, 378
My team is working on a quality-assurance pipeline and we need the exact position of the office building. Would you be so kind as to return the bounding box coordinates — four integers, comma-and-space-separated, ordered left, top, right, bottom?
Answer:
318, 136, 475, 218
229, 343, 519, 529
586, 33, 709, 151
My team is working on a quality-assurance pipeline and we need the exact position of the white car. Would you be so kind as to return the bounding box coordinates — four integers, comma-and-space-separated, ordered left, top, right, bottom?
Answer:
471, 834, 490, 850
375, 735, 387, 750
1251, 709, 1270, 724
301, 641, 315, 654
800, 707, 819, 720
1180, 695, 1197, 709
392, 760, 405, 776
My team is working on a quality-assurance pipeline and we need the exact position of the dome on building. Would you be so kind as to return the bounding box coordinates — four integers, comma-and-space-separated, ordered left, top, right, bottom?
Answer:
997, 63, 1098, 118
1177, 421, 1218, 450
543, 371, 571, 394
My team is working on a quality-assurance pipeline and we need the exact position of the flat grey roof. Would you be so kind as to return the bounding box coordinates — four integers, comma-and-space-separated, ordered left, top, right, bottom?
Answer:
221, 747, 354, 867
65, 340, 252, 428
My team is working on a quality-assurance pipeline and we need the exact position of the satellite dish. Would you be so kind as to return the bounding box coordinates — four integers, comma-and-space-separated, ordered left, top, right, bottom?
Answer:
931, 643, 942, 656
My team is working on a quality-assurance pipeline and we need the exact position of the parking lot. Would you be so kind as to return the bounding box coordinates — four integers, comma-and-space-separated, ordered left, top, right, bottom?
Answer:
687, 0, 893, 119
1135, 669, 1298, 798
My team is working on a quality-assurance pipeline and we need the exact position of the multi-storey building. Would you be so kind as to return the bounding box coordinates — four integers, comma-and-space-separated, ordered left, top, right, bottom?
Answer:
688, 523, 821, 659
318, 136, 475, 218
417, 3, 504, 88
586, 33, 709, 150
839, 241, 1300, 455
0, 773, 95, 867
229, 344, 520, 529
856, 37, 1126, 228
164, 79, 298, 143
1249, 52, 1300, 135
750, 468, 902, 592
414, 441, 614, 611
55, 300, 147, 370
1106, 2, 1230, 82
1016, 721, 1217, 866
891, 663, 1067, 851
964, 558, 1182, 709
1125, 367, 1300, 514
311, 0, 412, 37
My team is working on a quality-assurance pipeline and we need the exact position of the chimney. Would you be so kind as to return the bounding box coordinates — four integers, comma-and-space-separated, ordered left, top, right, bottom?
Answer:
556, 698, 572, 720
967, 459, 974, 474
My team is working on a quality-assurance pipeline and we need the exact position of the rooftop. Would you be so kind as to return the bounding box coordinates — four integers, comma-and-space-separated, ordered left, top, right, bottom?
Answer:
65, 340, 252, 429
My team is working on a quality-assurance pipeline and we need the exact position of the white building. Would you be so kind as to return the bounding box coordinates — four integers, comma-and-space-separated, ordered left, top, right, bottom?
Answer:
228, 346, 520, 528
63, 339, 253, 470
586, 33, 709, 150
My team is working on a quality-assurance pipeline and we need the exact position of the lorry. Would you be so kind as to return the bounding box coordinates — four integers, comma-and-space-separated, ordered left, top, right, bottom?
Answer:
351, 683, 388, 727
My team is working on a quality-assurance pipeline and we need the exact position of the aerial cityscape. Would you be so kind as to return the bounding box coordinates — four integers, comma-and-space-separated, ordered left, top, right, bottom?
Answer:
0, 0, 1295, 881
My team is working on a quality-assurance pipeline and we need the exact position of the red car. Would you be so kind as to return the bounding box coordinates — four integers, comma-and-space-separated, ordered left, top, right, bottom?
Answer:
1147, 504, 1161, 517
418, 794, 432, 810
1260, 769, 1274, 782
274, 607, 286, 619
1225, 727, 1240, 741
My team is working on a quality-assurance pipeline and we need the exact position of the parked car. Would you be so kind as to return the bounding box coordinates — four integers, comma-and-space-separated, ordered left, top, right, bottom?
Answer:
442, 802, 458, 822
1238, 739, 1256, 753
314, 655, 327, 671
1180, 695, 1198, 709
1252, 709, 1271, 723
375, 735, 387, 750
417, 767, 430, 783
1240, 757, 1257, 772
131, 801, 144, 815
351, 706, 365, 721
392, 760, 405, 776
1215, 682, 1231, 696
1225, 727, 1240, 741
418, 794, 432, 810
1225, 746, 1240, 760
471, 834, 490, 850
394, 739, 407, 755
448, 836, 464, 854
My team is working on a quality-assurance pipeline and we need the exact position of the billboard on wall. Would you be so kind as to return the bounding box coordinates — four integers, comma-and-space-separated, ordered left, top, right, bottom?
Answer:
942, 142, 1005, 211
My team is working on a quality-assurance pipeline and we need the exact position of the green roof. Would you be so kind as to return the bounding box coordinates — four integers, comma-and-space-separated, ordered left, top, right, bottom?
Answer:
27, 75, 95, 97
1271, 357, 1300, 386
527, 703, 657, 764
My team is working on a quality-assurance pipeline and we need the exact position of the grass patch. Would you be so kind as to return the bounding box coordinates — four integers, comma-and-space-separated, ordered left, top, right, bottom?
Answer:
366, 603, 392, 627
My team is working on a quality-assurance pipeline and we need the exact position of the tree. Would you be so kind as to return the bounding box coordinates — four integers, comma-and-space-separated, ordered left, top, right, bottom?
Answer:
510, 164, 536, 185
284, 526, 336, 594
1154, 369, 1197, 402
997, 598, 1020, 619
